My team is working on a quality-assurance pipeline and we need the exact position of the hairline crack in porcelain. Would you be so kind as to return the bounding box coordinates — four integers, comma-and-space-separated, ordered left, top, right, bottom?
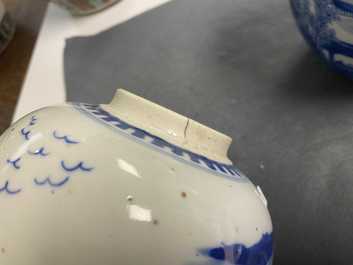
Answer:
0, 89, 273, 265
290, 0, 353, 77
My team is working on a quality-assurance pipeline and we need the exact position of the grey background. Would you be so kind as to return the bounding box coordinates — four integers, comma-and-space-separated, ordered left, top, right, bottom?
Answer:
64, 0, 353, 264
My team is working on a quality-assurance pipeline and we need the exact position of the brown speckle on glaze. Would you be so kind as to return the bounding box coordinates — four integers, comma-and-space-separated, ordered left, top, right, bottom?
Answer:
153, 219, 159, 225
126, 195, 134, 203
1, 248, 5, 254
181, 192, 187, 198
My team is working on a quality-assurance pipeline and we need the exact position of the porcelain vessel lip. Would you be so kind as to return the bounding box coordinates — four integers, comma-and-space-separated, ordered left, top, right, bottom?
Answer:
102, 89, 233, 164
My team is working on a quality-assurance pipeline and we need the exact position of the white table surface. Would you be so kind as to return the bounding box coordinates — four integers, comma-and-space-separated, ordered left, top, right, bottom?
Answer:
13, 0, 171, 122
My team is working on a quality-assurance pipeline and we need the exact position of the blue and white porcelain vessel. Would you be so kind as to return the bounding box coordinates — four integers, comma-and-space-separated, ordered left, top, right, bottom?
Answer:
0, 89, 273, 265
290, 0, 353, 77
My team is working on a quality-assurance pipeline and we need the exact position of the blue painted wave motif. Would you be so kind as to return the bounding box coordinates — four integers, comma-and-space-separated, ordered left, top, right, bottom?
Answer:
28, 147, 49, 156
0, 114, 94, 196
29, 115, 37, 126
53, 130, 80, 144
0, 181, 21, 195
6, 158, 21, 170
34, 176, 70, 188
74, 103, 246, 181
20, 128, 31, 140
61, 161, 94, 172
291, 0, 353, 76
200, 233, 273, 265
19, 115, 38, 141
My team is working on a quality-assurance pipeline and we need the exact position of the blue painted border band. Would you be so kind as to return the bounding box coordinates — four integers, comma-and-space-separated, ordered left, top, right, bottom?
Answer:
74, 103, 246, 180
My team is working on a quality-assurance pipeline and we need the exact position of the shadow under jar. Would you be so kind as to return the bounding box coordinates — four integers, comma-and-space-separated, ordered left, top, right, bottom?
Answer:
0, 0, 15, 55
54, 0, 121, 16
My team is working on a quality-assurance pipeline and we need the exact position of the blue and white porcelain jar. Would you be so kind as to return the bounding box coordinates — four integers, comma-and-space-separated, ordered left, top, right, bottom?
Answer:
0, 89, 273, 265
290, 0, 353, 77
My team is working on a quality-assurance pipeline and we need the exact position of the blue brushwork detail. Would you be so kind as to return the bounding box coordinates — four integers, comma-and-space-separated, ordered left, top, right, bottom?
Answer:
6, 158, 21, 170
200, 233, 273, 265
334, 0, 353, 13
28, 147, 49, 157
131, 129, 147, 139
74, 103, 245, 180
20, 128, 31, 140
0, 181, 22, 195
53, 130, 79, 144
290, 0, 353, 77
29, 115, 37, 126
34, 176, 70, 188
61, 160, 93, 172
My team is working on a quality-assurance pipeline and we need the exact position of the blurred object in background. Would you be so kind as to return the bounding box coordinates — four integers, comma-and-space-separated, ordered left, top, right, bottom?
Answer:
290, 0, 353, 79
53, 0, 121, 16
0, 0, 15, 55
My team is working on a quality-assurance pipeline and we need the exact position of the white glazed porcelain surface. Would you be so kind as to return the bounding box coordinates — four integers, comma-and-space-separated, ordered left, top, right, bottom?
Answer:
0, 90, 273, 265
